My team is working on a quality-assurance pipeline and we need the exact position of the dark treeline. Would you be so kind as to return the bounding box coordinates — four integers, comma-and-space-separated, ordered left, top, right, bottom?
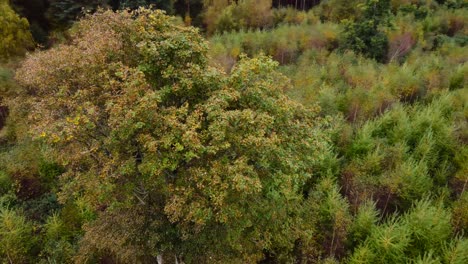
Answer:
273, 0, 320, 10
11, 0, 323, 45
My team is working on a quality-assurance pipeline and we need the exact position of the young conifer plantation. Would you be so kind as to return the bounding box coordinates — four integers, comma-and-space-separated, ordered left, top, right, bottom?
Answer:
0, 0, 466, 263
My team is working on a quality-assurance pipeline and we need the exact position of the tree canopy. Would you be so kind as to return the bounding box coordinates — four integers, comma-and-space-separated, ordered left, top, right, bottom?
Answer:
0, 0, 33, 60
16, 8, 331, 262
0, 1, 466, 263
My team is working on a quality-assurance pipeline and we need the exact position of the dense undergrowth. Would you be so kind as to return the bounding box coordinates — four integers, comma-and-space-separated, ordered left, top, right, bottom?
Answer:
0, 0, 467, 263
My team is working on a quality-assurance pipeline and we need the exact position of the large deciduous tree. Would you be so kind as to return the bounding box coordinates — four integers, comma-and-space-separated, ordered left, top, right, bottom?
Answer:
16, 8, 331, 262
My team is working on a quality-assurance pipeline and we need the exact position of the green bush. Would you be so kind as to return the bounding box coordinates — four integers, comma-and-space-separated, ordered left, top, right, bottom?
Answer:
0, 170, 12, 196
443, 237, 468, 264
0, 207, 37, 263
404, 199, 452, 256
348, 201, 380, 247
38, 213, 77, 263
348, 199, 454, 263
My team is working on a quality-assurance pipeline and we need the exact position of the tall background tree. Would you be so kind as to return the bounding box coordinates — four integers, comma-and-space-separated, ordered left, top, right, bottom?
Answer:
0, 0, 33, 61
340, 0, 392, 62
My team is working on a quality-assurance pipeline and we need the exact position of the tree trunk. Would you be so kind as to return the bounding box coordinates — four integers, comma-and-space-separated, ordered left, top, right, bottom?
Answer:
157, 255, 163, 264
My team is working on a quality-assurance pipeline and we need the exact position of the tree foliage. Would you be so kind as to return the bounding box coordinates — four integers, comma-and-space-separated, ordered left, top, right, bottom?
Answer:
203, 0, 273, 35
0, 1, 466, 263
16, 8, 331, 262
340, 0, 392, 62
0, 0, 33, 60
0, 207, 37, 263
